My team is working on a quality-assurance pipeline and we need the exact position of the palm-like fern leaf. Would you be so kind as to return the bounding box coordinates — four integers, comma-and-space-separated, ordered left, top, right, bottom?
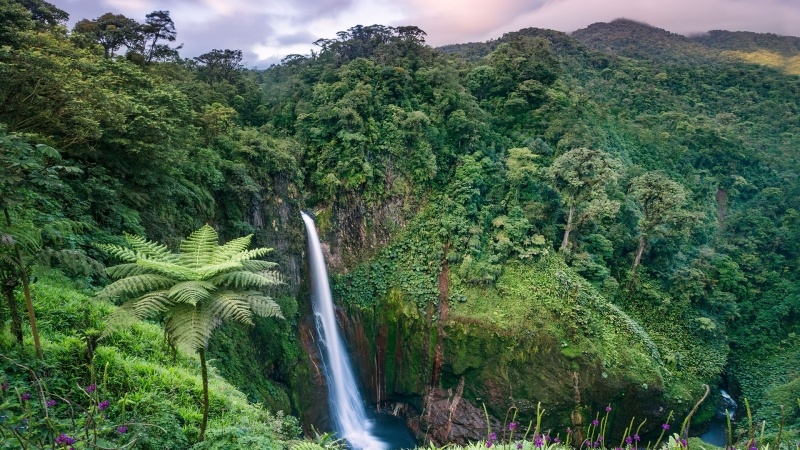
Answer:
106, 263, 150, 279
196, 260, 243, 279
179, 224, 218, 269
123, 233, 178, 262
240, 260, 279, 271
165, 304, 216, 352
248, 295, 284, 319
128, 290, 173, 319
168, 281, 215, 306
96, 243, 140, 263
206, 293, 254, 325
98, 274, 175, 301
137, 258, 198, 281
210, 235, 253, 264
227, 247, 273, 263
210, 270, 283, 289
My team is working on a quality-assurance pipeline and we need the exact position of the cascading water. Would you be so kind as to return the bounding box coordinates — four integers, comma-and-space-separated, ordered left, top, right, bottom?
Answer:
700, 388, 738, 446
301, 212, 387, 450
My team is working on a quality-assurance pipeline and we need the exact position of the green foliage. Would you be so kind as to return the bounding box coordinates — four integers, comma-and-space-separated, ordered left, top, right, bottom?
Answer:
0, 269, 297, 449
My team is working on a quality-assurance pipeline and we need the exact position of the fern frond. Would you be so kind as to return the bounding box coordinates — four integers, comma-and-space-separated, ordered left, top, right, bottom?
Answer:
100, 307, 137, 341
179, 224, 218, 269
106, 263, 150, 279
165, 304, 216, 352
137, 258, 198, 281
248, 295, 284, 319
240, 260, 278, 271
227, 247, 273, 263
123, 233, 178, 262
96, 243, 140, 263
168, 281, 215, 306
98, 274, 175, 301
129, 290, 173, 319
210, 270, 283, 289
206, 294, 254, 325
210, 235, 253, 264
196, 260, 243, 279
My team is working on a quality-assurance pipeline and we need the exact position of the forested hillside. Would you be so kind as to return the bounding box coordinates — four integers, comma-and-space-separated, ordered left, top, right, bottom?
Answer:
1, 1, 797, 448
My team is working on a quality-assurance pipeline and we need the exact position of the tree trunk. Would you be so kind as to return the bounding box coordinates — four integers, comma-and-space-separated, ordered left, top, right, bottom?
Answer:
561, 203, 575, 251
199, 348, 209, 442
631, 235, 646, 277
4, 207, 42, 358
2, 278, 23, 345
19, 262, 42, 358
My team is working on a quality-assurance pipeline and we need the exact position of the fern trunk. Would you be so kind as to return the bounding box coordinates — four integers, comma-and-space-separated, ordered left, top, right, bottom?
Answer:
2, 277, 23, 345
199, 348, 209, 442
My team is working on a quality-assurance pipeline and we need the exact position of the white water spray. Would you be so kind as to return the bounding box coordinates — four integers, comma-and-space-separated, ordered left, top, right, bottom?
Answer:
301, 212, 387, 450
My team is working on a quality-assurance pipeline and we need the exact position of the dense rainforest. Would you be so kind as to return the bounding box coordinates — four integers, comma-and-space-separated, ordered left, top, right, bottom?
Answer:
1, 1, 798, 448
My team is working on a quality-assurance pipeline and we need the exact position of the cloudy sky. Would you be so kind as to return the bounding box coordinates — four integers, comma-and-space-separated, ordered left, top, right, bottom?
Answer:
49, 0, 800, 67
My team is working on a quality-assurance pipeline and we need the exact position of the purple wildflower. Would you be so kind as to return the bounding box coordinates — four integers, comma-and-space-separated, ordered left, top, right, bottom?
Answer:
21, 392, 31, 401
490, 433, 497, 441
598, 436, 604, 442
606, 405, 613, 412
535, 434, 544, 448
517, 444, 523, 450
680, 439, 688, 447
46, 399, 57, 407
1, 382, 8, 390
86, 383, 96, 393
748, 441, 757, 450
626, 436, 633, 445
594, 440, 601, 447
567, 427, 573, 434
509, 422, 518, 431
117, 426, 128, 434
592, 419, 600, 427
55, 433, 76, 446
98, 399, 109, 411
554, 437, 561, 443
633, 434, 640, 442
546, 435, 552, 442
662, 423, 670, 430
487, 442, 493, 448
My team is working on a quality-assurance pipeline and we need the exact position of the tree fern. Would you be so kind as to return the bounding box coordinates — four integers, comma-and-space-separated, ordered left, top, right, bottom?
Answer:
96, 224, 285, 441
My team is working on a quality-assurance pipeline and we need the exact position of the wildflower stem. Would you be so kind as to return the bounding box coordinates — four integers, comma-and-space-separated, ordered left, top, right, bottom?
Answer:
680, 383, 710, 450
652, 410, 673, 450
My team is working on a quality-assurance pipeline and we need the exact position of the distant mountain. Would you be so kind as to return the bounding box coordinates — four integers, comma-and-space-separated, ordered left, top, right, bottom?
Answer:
690, 30, 800, 56
570, 18, 713, 62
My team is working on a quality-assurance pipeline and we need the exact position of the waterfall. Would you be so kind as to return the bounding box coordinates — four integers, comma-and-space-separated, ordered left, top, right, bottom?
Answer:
301, 212, 387, 450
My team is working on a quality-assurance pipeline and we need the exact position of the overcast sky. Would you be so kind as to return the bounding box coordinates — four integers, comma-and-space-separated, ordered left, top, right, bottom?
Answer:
49, 0, 800, 67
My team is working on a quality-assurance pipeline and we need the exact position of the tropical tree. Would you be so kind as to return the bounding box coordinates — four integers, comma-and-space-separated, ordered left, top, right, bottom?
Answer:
97, 225, 284, 441
548, 148, 622, 251
628, 171, 695, 276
